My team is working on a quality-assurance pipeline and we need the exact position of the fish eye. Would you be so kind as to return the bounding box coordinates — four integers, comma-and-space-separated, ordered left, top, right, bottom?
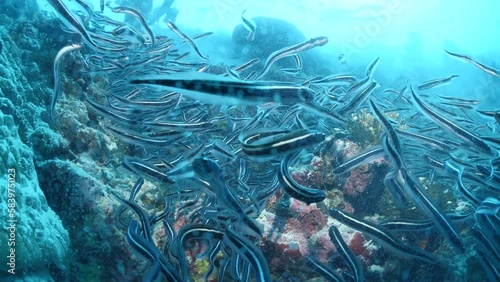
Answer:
300, 88, 314, 101
191, 158, 205, 174
192, 157, 219, 175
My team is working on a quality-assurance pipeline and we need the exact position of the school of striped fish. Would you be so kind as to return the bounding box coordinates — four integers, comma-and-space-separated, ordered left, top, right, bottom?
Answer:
48, 0, 500, 281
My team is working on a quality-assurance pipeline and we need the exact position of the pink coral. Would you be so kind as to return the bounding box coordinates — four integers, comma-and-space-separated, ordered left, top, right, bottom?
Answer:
289, 199, 328, 237
259, 211, 310, 272
342, 164, 373, 196
334, 139, 362, 159
290, 169, 308, 186
258, 198, 329, 271
310, 227, 335, 262
306, 156, 327, 186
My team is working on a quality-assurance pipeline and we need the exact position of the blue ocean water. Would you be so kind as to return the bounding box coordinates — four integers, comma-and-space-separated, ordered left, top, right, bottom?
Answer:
0, 0, 499, 281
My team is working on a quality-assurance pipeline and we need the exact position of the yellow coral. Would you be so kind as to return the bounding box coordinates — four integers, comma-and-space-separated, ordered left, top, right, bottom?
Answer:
346, 109, 382, 146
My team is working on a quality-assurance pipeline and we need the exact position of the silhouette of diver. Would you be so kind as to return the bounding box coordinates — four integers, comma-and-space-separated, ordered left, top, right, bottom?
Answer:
149, 0, 179, 24
117, 0, 178, 25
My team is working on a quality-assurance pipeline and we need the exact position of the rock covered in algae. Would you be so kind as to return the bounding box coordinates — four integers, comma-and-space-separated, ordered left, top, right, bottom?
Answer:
0, 109, 69, 280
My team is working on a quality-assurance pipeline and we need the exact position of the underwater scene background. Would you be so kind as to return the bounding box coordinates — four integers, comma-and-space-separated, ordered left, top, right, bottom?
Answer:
0, 0, 499, 281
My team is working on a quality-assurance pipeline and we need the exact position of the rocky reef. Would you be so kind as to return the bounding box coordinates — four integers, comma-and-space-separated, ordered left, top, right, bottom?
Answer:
0, 1, 485, 281
0, 2, 138, 280
0, 107, 69, 280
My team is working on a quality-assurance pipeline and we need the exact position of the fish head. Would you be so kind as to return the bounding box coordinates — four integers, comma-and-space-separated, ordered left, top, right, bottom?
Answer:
299, 87, 315, 102
192, 157, 222, 177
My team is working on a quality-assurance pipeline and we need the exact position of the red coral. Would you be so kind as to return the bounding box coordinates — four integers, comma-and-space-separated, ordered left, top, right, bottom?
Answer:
342, 201, 355, 214
342, 165, 372, 196
290, 169, 308, 186
311, 156, 324, 170
350, 232, 367, 256
290, 198, 317, 216
349, 232, 372, 263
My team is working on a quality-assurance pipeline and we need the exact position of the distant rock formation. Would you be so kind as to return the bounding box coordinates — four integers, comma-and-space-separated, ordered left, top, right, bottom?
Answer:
232, 17, 330, 77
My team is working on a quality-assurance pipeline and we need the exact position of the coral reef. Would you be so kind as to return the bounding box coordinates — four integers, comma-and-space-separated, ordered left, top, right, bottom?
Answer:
346, 109, 382, 147
1, 0, 38, 20
0, 1, 486, 281
0, 5, 142, 280
0, 109, 69, 280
